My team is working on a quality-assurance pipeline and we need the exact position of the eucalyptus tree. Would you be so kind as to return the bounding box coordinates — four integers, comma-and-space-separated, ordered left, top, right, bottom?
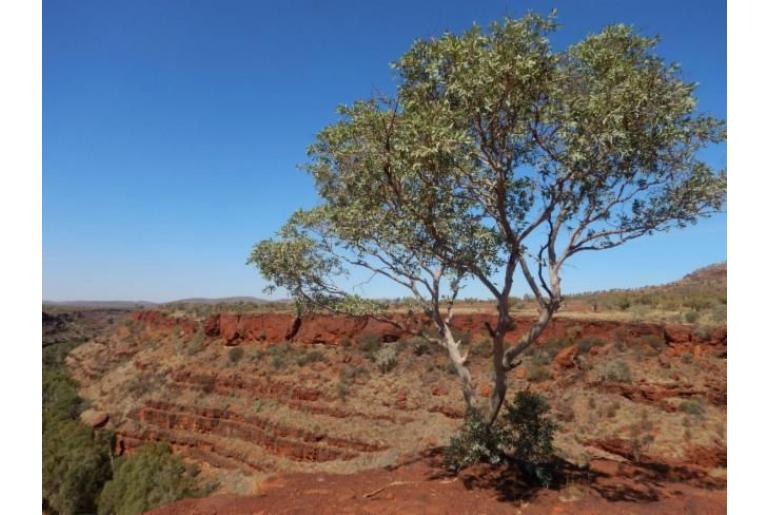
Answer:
249, 13, 725, 423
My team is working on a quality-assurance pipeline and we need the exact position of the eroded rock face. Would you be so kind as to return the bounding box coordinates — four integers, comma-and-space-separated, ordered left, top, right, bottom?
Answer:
132, 309, 725, 349
664, 324, 692, 343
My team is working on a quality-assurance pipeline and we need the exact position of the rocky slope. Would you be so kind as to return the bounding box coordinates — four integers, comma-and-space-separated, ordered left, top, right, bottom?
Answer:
59, 303, 727, 513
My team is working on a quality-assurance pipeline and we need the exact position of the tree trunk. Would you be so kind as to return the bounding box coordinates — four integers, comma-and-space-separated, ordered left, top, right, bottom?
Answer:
487, 330, 508, 424
442, 326, 479, 411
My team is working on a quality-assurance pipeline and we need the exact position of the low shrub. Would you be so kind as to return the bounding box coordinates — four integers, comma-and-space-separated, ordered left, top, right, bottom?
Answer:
443, 409, 507, 473
597, 360, 632, 383
502, 391, 558, 486
375, 346, 399, 373
444, 392, 557, 487
576, 337, 604, 354
684, 310, 700, 323
187, 330, 205, 355
679, 398, 705, 417
357, 333, 381, 360
296, 349, 325, 366
528, 365, 551, 383
227, 347, 244, 364
267, 342, 292, 369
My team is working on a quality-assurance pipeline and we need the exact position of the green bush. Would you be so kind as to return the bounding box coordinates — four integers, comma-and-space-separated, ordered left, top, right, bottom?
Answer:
679, 398, 705, 417
97, 443, 204, 515
267, 342, 292, 369
444, 409, 507, 473
597, 360, 632, 383
502, 391, 558, 486
444, 392, 557, 487
357, 333, 381, 360
227, 346, 244, 364
528, 365, 551, 382
187, 330, 205, 355
375, 345, 399, 373
684, 310, 699, 323
577, 337, 604, 354
296, 349, 325, 366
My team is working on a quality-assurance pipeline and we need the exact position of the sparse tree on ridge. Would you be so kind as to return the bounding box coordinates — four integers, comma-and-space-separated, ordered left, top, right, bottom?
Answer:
249, 13, 726, 424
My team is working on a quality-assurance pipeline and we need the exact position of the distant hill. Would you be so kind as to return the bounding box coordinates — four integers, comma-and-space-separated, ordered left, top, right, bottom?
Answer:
163, 296, 271, 305
677, 262, 727, 286
44, 296, 276, 307
43, 300, 157, 310
565, 262, 726, 324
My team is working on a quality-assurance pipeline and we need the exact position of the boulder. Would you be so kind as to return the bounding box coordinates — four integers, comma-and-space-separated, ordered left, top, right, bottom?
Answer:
432, 384, 449, 397
80, 409, 109, 429
664, 324, 692, 343
553, 344, 579, 369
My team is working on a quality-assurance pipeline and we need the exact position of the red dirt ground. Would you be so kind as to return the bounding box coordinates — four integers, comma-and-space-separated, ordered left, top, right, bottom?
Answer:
148, 450, 725, 515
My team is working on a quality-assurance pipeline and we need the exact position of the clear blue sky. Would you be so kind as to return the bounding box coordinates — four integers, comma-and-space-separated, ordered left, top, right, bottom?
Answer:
43, 0, 726, 302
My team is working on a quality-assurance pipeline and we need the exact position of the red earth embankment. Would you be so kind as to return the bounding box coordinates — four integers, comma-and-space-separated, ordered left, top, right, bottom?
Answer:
131, 309, 726, 351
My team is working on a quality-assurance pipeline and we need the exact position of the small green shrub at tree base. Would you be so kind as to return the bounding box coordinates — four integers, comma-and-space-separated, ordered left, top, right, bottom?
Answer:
502, 391, 558, 487
444, 409, 507, 473
97, 442, 204, 515
444, 392, 557, 487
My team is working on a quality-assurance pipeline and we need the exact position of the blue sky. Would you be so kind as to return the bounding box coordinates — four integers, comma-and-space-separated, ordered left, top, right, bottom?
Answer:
43, 0, 726, 302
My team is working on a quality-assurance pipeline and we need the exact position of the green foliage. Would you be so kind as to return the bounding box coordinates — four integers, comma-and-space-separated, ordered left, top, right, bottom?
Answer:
444, 409, 507, 473
444, 392, 557, 487
336, 365, 369, 400
187, 329, 205, 355
97, 443, 204, 515
357, 333, 382, 360
43, 367, 85, 420
248, 12, 725, 433
296, 349, 326, 366
227, 346, 244, 364
679, 398, 705, 416
408, 335, 435, 356
249, 13, 725, 328
684, 310, 699, 323
266, 342, 292, 369
597, 360, 632, 383
375, 345, 399, 373
502, 391, 558, 486
528, 365, 552, 382
540, 338, 570, 359
576, 337, 604, 354
43, 414, 114, 515
43, 343, 113, 515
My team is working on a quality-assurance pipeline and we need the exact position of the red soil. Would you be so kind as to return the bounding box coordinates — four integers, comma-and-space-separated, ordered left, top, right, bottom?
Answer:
148, 450, 726, 515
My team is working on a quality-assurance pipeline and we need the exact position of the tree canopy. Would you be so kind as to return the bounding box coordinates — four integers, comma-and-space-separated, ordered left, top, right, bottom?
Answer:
249, 13, 725, 421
